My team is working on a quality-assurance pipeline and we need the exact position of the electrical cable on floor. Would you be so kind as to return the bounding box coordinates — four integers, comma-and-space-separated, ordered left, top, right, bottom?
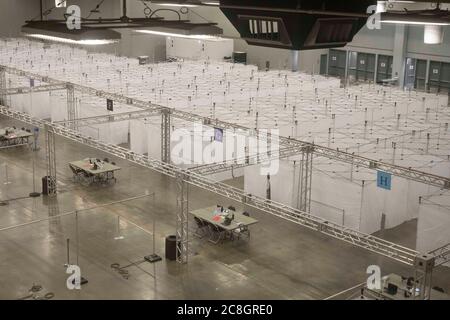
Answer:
111, 258, 155, 280
0, 194, 40, 206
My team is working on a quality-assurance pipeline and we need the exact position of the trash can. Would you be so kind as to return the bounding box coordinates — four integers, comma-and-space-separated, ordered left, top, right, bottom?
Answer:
42, 176, 49, 195
233, 51, 247, 64
165, 235, 178, 261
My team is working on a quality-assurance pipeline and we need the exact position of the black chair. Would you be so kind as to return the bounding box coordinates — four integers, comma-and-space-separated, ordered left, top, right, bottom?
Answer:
111, 162, 116, 165
227, 206, 236, 211
208, 224, 227, 244
103, 158, 109, 163
193, 217, 208, 238
242, 211, 250, 217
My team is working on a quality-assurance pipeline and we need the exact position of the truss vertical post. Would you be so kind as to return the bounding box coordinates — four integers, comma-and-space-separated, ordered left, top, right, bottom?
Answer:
66, 84, 76, 131
299, 146, 314, 213
0, 66, 6, 106
161, 109, 171, 163
47, 196, 61, 233
44, 124, 57, 196
413, 254, 435, 300
176, 172, 189, 264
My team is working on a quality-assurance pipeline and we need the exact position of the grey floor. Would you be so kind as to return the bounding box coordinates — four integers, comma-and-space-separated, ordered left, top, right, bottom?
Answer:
0, 116, 449, 300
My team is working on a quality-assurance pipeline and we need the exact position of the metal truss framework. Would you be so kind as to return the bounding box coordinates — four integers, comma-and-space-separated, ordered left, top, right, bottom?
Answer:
2, 65, 450, 190
44, 124, 57, 196
161, 109, 171, 163
176, 173, 189, 264
428, 243, 450, 267
0, 83, 67, 96
0, 106, 438, 298
0, 106, 421, 267
413, 254, 435, 300
299, 146, 313, 213
190, 146, 302, 175
0, 67, 442, 293
66, 85, 76, 131
56, 109, 160, 128
0, 67, 6, 106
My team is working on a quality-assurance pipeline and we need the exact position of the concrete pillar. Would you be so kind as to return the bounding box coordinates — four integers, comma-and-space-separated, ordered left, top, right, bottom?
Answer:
291, 50, 299, 72
392, 25, 408, 88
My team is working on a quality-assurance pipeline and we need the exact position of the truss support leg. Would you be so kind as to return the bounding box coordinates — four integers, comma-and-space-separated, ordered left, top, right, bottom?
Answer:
46, 196, 61, 234
0, 67, 6, 106
44, 124, 57, 196
413, 254, 435, 300
176, 173, 189, 264
299, 146, 314, 213
161, 109, 171, 163
67, 84, 76, 131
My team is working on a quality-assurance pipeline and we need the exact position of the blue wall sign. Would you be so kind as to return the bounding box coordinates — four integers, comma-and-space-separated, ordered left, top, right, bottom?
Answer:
214, 128, 223, 142
377, 171, 392, 190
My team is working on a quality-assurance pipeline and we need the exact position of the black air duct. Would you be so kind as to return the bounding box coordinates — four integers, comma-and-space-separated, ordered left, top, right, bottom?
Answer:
220, 0, 376, 50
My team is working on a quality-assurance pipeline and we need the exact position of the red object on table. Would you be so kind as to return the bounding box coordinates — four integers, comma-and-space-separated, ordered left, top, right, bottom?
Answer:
212, 215, 221, 221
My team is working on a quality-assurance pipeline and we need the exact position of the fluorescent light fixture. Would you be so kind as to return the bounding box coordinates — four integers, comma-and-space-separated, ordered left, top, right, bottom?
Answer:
135, 23, 223, 40
136, 29, 220, 40
21, 22, 121, 46
424, 25, 444, 44
381, 11, 450, 26
24, 34, 119, 45
157, 3, 198, 7
382, 20, 450, 26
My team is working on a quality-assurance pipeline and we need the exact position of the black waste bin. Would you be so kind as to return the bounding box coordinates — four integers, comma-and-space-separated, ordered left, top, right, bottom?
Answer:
42, 176, 49, 195
165, 235, 178, 261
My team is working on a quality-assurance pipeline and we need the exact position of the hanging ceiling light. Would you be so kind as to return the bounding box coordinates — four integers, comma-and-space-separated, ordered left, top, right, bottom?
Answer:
135, 23, 223, 39
424, 25, 444, 44
381, 9, 450, 26
21, 22, 121, 45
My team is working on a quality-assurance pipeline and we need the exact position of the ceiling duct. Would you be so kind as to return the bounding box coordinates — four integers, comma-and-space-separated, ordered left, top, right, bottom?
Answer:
219, 0, 375, 50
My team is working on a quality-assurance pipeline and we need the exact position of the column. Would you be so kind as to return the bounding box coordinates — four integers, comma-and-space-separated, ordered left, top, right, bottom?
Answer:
392, 25, 408, 88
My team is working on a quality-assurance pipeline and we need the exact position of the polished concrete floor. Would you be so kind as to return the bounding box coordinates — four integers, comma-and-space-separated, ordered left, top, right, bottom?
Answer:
0, 116, 449, 300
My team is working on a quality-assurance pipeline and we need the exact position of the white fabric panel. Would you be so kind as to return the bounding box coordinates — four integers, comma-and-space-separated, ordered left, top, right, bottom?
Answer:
50, 92, 67, 122
30, 91, 51, 119
130, 119, 148, 155
96, 121, 129, 145
148, 119, 161, 160
244, 165, 267, 200
417, 193, 450, 267
311, 170, 363, 231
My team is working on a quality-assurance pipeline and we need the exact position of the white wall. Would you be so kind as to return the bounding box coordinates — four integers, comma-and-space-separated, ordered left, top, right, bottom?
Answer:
407, 26, 450, 63
345, 24, 396, 56
187, 6, 327, 73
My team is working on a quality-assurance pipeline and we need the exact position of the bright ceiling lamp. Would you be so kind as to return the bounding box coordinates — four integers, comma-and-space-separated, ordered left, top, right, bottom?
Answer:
154, 3, 199, 7
24, 34, 118, 45
146, 0, 199, 7
424, 25, 444, 44
381, 10, 450, 26
135, 29, 221, 40
21, 22, 121, 45
135, 23, 223, 40
136, 29, 217, 39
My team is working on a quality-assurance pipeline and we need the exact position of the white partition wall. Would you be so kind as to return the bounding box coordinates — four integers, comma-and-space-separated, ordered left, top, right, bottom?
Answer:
166, 37, 233, 61
1, 38, 449, 239
417, 192, 450, 267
